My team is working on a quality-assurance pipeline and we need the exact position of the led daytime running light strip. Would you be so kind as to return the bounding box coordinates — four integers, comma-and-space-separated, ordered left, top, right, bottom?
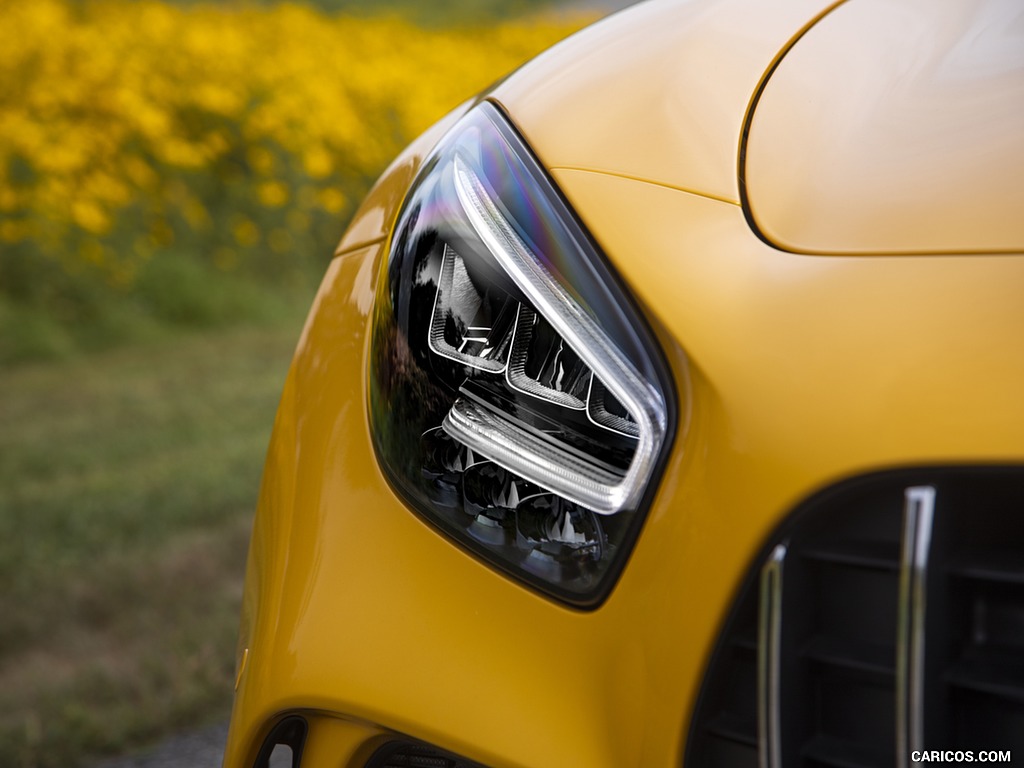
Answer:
444, 398, 626, 505
444, 153, 666, 515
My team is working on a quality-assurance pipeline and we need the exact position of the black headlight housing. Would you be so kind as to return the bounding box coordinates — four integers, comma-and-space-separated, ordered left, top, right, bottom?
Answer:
369, 102, 675, 606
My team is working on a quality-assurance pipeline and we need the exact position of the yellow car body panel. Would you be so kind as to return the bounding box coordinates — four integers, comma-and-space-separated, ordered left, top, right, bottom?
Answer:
224, 0, 1024, 765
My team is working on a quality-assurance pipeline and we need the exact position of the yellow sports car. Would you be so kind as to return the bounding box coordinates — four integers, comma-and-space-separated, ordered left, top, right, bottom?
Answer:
224, 0, 1024, 765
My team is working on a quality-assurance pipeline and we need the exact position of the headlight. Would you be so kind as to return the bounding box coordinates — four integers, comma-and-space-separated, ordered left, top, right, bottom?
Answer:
369, 103, 674, 604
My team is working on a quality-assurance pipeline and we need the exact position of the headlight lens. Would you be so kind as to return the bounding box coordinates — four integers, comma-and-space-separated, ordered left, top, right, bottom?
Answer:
369, 103, 673, 604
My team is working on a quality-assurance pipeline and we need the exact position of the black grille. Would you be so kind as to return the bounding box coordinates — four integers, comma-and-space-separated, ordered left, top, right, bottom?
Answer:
365, 741, 488, 768
686, 468, 1024, 768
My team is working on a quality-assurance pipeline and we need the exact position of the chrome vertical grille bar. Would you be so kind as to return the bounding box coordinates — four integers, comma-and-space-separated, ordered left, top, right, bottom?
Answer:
758, 543, 787, 768
897, 486, 936, 768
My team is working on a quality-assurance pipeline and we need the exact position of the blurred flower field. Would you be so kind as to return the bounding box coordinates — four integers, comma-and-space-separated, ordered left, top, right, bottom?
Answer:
0, 3, 596, 765
0, 0, 589, 363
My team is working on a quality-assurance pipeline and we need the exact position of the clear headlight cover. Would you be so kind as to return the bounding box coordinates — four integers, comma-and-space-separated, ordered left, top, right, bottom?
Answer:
369, 103, 674, 604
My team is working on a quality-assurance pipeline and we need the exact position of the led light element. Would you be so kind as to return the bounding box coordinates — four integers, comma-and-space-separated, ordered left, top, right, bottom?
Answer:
445, 397, 627, 504
428, 245, 516, 372
369, 102, 674, 603
506, 306, 590, 409
446, 153, 664, 514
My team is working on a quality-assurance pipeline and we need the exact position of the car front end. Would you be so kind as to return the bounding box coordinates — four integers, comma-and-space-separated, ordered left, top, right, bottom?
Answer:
224, 0, 1024, 765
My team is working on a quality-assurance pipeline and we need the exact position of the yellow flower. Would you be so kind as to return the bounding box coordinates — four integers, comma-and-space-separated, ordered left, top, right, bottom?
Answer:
0, 219, 32, 243
257, 181, 289, 208
183, 198, 211, 232
302, 146, 333, 179
247, 148, 275, 176
71, 200, 112, 235
0, 188, 22, 212
193, 83, 244, 117
158, 139, 205, 169
317, 187, 346, 214
124, 157, 157, 190
231, 217, 259, 247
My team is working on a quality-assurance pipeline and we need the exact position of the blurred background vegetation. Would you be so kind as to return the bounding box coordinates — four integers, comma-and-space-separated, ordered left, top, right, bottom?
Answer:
0, 0, 599, 364
0, 0, 606, 765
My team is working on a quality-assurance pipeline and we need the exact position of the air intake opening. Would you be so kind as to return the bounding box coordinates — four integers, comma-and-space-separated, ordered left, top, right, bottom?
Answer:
252, 716, 307, 768
686, 468, 1024, 768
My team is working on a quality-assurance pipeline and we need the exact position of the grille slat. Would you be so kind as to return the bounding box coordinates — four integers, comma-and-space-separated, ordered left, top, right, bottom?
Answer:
705, 712, 759, 747
733, 633, 758, 652
801, 734, 885, 768
801, 635, 896, 677
946, 655, 1024, 704
946, 652, 1024, 703
949, 553, 1024, 585
686, 469, 1024, 768
800, 540, 901, 572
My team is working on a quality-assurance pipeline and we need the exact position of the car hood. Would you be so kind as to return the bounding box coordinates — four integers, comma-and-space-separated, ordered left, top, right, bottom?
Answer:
744, 0, 1024, 255
491, 0, 839, 207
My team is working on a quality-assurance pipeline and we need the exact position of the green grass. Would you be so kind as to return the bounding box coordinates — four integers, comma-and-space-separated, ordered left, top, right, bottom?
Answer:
0, 320, 308, 767
0, 249, 319, 366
